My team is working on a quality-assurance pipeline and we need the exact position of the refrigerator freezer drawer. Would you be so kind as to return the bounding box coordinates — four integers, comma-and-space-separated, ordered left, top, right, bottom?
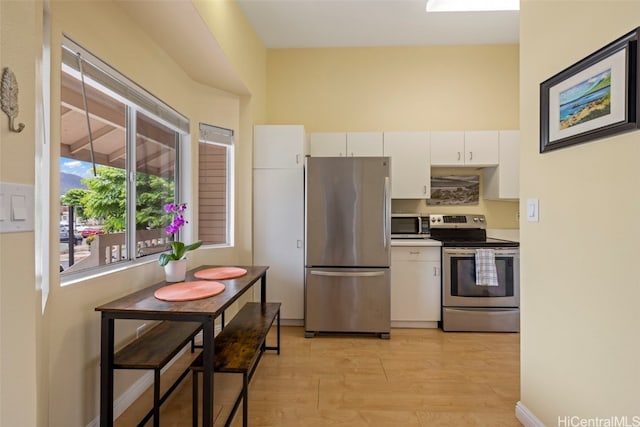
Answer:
305, 268, 390, 337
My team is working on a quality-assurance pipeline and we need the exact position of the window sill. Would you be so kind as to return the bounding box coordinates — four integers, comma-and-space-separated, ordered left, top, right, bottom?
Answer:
60, 255, 161, 287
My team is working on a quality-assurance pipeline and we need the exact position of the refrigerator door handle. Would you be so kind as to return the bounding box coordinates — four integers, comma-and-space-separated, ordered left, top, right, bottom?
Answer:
310, 270, 386, 278
383, 176, 390, 249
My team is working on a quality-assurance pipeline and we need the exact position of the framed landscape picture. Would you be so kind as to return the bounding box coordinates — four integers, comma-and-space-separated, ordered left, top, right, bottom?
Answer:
540, 27, 639, 153
427, 175, 479, 206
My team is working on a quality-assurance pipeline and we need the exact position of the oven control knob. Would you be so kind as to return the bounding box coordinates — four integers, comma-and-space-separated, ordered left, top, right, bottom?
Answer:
473, 217, 478, 222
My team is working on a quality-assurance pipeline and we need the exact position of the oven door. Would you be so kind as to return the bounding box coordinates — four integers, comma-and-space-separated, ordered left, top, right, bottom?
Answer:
443, 247, 519, 307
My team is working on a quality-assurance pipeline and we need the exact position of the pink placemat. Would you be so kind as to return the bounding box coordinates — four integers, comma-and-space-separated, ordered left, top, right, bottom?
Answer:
193, 267, 248, 280
154, 281, 226, 302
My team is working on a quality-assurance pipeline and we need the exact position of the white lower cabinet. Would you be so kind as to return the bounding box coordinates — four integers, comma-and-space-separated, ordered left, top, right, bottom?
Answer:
391, 246, 441, 327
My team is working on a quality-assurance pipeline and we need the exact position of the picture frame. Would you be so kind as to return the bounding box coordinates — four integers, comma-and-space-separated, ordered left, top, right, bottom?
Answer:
540, 27, 639, 153
426, 175, 479, 206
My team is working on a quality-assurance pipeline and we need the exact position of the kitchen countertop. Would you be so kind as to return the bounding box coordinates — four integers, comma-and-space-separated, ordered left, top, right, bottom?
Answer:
391, 238, 442, 247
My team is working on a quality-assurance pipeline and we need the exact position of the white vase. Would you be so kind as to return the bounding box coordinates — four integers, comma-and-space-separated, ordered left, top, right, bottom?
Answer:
164, 258, 187, 282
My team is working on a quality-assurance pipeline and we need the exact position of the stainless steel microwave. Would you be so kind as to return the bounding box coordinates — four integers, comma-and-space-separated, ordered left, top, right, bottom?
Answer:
391, 214, 430, 238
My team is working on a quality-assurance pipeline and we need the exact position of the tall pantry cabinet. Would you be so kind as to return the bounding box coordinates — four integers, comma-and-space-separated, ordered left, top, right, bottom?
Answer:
253, 125, 307, 321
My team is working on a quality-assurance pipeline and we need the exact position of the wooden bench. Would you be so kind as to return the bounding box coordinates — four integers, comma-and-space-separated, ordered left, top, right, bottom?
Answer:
190, 302, 281, 427
113, 320, 202, 427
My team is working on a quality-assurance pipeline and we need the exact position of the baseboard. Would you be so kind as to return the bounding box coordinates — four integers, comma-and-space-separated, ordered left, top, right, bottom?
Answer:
516, 401, 545, 427
86, 345, 190, 427
391, 321, 439, 328
281, 318, 303, 327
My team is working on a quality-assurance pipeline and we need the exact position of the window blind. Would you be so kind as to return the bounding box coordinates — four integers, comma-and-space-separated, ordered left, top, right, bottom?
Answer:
198, 123, 233, 245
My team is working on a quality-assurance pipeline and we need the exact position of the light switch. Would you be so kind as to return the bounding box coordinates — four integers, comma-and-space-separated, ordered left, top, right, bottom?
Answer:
0, 182, 34, 233
526, 198, 539, 222
11, 194, 27, 221
0, 194, 6, 221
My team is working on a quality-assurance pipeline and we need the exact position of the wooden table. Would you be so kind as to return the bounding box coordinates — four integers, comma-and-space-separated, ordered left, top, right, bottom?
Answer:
95, 265, 269, 427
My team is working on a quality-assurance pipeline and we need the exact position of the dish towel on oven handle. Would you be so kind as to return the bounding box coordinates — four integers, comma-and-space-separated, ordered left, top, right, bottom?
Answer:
475, 249, 499, 286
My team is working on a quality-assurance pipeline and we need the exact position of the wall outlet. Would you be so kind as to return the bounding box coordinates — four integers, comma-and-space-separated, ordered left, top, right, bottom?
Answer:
136, 323, 148, 338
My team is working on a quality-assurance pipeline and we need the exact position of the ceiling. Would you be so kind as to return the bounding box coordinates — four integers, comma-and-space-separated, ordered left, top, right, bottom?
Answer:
236, 0, 520, 48
115, 1, 519, 94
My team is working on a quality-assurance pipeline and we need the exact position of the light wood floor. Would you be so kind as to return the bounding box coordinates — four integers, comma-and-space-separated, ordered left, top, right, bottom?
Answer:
115, 326, 521, 426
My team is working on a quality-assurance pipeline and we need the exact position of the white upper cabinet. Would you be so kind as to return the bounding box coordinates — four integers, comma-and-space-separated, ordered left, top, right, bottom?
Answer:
464, 131, 499, 166
346, 132, 384, 156
430, 131, 499, 167
309, 132, 347, 157
383, 132, 430, 199
253, 125, 307, 169
483, 130, 520, 200
309, 132, 383, 157
430, 131, 465, 165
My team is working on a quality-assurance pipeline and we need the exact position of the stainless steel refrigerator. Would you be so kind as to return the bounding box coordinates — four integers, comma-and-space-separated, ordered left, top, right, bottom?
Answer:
304, 157, 391, 338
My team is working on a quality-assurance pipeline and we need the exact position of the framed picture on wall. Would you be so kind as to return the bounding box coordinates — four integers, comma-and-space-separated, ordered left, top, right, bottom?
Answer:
540, 27, 639, 153
427, 175, 479, 206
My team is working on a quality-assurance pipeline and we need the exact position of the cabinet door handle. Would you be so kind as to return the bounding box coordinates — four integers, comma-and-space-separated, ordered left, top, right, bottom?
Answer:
296, 154, 300, 164
409, 251, 420, 255
433, 266, 439, 276
423, 185, 427, 194
457, 151, 461, 161
297, 240, 302, 249
469, 151, 473, 161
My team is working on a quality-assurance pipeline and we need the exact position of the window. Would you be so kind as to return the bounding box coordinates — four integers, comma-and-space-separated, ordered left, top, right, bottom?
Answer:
59, 37, 189, 279
198, 123, 234, 246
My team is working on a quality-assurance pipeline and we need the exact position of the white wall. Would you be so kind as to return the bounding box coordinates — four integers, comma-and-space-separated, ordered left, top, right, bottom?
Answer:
519, 1, 640, 424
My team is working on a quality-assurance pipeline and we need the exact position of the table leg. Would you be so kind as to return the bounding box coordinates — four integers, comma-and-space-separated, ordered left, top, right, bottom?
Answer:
100, 316, 114, 427
260, 273, 266, 303
202, 318, 214, 427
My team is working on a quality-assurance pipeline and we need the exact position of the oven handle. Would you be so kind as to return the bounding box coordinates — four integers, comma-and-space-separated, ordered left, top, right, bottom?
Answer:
444, 248, 519, 256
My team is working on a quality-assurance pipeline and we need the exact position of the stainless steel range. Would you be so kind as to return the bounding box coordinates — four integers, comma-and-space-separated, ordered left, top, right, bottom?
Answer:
429, 214, 520, 332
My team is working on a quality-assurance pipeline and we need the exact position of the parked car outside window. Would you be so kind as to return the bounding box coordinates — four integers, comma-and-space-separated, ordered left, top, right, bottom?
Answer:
60, 231, 83, 245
